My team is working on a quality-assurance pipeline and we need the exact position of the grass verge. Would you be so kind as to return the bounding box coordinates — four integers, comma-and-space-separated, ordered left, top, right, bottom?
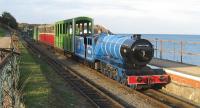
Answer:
19, 41, 92, 108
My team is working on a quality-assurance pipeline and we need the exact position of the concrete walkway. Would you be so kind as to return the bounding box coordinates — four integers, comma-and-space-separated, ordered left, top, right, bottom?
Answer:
150, 58, 200, 77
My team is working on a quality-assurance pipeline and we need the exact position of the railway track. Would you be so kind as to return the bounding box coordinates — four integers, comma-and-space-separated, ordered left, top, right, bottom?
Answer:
141, 89, 198, 108
22, 38, 125, 108
22, 38, 199, 108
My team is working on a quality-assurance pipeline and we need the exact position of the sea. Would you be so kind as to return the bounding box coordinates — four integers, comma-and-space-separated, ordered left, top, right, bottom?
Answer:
124, 34, 200, 66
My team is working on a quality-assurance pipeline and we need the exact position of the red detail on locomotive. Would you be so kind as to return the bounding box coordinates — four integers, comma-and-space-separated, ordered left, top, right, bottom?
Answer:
128, 75, 169, 85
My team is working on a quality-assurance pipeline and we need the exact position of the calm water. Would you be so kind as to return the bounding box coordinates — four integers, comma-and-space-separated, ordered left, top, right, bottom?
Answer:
142, 34, 200, 42
123, 34, 200, 66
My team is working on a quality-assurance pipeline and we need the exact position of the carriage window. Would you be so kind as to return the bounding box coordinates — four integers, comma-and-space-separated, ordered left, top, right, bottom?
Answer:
70, 24, 72, 35
88, 38, 92, 45
63, 24, 65, 34
89, 22, 91, 34
84, 23, 87, 34
75, 21, 92, 36
57, 25, 59, 35
65, 23, 67, 34
63, 23, 65, 34
76, 24, 79, 35
62, 24, 64, 34
58, 24, 60, 35
56, 25, 58, 35
68, 24, 69, 34
60, 24, 62, 34
66, 23, 68, 34
66, 24, 68, 34
52, 26, 54, 33
80, 23, 83, 35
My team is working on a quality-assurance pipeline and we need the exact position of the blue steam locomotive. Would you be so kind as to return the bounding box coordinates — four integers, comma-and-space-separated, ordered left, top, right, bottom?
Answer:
75, 33, 169, 89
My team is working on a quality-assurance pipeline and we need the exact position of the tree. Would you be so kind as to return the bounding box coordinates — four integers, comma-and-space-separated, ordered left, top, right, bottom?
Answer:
0, 16, 2, 23
1, 12, 18, 29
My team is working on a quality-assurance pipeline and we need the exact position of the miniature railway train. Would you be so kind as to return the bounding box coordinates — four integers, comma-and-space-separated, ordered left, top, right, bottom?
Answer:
30, 16, 169, 89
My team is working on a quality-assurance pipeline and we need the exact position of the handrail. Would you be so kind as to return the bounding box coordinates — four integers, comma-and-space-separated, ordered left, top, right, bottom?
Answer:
147, 38, 200, 64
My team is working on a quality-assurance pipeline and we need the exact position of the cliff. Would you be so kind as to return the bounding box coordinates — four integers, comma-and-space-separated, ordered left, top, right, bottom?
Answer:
94, 25, 113, 34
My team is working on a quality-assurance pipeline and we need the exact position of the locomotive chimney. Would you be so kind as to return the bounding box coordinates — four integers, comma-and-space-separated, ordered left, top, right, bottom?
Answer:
133, 34, 141, 40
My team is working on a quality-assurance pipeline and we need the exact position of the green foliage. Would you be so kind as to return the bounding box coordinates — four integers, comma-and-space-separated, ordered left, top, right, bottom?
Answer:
0, 16, 2, 22
0, 11, 18, 29
0, 27, 6, 37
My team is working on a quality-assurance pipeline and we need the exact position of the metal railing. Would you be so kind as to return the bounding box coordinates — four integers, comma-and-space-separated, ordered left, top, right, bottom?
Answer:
148, 39, 200, 65
0, 33, 21, 108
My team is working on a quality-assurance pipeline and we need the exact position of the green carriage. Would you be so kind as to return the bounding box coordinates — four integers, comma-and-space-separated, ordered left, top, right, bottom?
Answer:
55, 18, 73, 52
55, 16, 93, 53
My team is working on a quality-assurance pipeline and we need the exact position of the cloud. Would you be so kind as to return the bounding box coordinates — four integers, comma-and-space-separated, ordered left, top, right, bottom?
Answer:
0, 0, 200, 34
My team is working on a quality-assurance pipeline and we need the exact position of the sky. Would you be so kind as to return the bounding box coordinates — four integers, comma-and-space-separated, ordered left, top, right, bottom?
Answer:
0, 0, 200, 34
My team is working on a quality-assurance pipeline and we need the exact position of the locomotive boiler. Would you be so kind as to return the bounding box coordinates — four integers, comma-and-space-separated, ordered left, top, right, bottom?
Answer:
95, 34, 154, 69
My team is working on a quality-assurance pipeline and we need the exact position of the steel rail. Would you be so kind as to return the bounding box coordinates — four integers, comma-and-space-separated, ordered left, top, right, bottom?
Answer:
141, 89, 198, 108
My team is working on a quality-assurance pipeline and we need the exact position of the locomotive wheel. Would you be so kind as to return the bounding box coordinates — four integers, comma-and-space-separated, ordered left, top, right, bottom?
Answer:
113, 70, 117, 80
117, 76, 121, 83
108, 71, 113, 79
91, 63, 95, 69
121, 79, 128, 86
104, 71, 108, 76
102, 69, 106, 75
121, 73, 128, 85
120, 79, 127, 85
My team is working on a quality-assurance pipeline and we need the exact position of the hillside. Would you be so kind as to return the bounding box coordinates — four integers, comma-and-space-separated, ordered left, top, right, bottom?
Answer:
94, 25, 113, 34
0, 23, 15, 37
